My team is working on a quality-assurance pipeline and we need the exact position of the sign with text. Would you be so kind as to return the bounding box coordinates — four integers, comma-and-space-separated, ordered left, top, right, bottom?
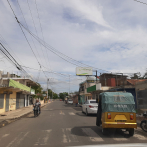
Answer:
76, 67, 93, 76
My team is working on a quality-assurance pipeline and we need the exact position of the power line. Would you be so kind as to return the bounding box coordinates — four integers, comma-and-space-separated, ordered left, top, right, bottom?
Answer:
134, 0, 147, 5
26, 0, 49, 68
21, 65, 77, 78
35, 0, 54, 79
0, 34, 39, 81
7, 1, 108, 74
16, 0, 44, 81
0, 42, 37, 81
7, 0, 41, 69
18, 22, 110, 73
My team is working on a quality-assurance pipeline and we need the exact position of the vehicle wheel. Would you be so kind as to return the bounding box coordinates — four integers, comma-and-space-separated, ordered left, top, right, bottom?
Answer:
86, 109, 89, 116
102, 128, 107, 135
140, 120, 147, 132
129, 128, 134, 136
82, 107, 84, 113
34, 111, 37, 117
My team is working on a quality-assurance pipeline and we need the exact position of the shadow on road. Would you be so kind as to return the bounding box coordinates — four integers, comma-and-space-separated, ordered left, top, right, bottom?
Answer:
41, 108, 71, 111
71, 126, 131, 138
63, 104, 82, 111
75, 112, 97, 117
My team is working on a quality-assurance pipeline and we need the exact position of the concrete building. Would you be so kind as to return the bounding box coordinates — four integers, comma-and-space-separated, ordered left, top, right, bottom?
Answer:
0, 79, 32, 113
135, 80, 147, 111
79, 77, 99, 104
0, 71, 38, 113
86, 77, 147, 109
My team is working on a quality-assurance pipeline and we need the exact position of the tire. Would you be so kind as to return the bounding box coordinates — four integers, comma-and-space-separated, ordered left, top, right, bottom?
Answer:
140, 120, 147, 132
86, 109, 89, 116
34, 111, 37, 117
102, 128, 107, 135
82, 107, 84, 113
129, 128, 134, 136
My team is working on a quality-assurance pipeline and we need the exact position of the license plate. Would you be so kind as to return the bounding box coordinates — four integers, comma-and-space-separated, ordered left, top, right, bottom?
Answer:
117, 122, 125, 124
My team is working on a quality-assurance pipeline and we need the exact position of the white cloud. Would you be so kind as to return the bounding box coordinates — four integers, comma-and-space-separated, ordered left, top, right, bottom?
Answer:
1, 0, 147, 93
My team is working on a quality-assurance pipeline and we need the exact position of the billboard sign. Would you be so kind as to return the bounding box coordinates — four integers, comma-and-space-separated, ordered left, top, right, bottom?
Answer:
76, 67, 93, 76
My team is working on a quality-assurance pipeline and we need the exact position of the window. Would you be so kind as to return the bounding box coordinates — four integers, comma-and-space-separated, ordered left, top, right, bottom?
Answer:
90, 101, 96, 103
0, 94, 4, 108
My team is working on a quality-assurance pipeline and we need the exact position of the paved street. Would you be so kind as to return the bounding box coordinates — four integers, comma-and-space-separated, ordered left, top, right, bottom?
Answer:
0, 101, 147, 147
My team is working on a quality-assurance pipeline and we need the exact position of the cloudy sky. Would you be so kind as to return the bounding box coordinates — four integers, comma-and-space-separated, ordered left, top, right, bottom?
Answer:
0, 0, 147, 93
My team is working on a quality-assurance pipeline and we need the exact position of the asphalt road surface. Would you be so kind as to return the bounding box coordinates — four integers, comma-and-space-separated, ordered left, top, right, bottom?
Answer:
0, 101, 147, 147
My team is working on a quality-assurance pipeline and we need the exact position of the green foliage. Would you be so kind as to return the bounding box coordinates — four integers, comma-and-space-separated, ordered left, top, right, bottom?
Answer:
47, 89, 58, 99
31, 83, 43, 94
59, 92, 68, 100
53, 93, 58, 99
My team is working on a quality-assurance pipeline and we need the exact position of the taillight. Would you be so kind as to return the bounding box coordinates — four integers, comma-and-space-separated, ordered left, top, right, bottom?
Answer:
89, 105, 94, 108
108, 113, 111, 119
130, 114, 133, 120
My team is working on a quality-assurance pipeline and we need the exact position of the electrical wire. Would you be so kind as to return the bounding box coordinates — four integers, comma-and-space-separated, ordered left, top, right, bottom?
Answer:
134, 0, 147, 5
26, 0, 49, 69
19, 22, 110, 73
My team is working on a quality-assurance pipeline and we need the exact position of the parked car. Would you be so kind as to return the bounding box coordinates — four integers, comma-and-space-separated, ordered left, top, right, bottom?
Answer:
82, 100, 98, 116
68, 99, 73, 104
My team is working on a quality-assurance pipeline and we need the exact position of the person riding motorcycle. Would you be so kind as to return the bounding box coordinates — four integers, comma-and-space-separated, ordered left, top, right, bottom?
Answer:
33, 99, 41, 114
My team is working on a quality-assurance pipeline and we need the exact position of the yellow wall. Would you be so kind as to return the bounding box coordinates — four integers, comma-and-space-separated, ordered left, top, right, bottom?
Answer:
0, 89, 17, 114
0, 94, 6, 114
9, 91, 16, 111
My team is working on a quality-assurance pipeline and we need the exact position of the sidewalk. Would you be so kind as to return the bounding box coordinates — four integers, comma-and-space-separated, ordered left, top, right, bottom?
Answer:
0, 102, 51, 127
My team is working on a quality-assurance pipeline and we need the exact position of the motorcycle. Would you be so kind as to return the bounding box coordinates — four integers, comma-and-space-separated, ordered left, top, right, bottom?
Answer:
33, 105, 40, 117
140, 113, 147, 132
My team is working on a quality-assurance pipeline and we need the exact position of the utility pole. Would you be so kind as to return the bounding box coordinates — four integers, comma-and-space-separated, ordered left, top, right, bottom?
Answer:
96, 70, 97, 84
69, 75, 70, 95
47, 79, 49, 99
52, 89, 53, 99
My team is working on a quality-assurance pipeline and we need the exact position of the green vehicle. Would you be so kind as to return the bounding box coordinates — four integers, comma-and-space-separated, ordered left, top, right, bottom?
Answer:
96, 92, 137, 136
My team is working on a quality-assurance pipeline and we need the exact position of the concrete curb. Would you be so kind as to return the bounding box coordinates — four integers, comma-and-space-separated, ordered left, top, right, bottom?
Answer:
0, 103, 49, 128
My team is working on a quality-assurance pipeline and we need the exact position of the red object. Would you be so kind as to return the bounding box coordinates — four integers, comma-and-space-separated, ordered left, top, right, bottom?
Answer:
130, 114, 133, 120
97, 76, 99, 79
89, 105, 94, 108
107, 78, 116, 87
107, 113, 111, 119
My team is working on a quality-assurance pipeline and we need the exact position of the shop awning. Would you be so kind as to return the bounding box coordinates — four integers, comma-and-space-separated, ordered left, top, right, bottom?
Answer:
9, 79, 31, 92
87, 85, 96, 93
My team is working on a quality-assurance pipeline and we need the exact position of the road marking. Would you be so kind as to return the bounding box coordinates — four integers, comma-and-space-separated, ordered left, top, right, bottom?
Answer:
69, 112, 75, 115
6, 132, 29, 147
134, 134, 147, 140
62, 128, 78, 143
34, 130, 52, 146
66, 128, 78, 142
82, 128, 103, 142
2, 134, 9, 138
60, 111, 65, 115
16, 132, 29, 146
49, 113, 55, 116
113, 138, 128, 141
41, 130, 52, 145
62, 129, 68, 143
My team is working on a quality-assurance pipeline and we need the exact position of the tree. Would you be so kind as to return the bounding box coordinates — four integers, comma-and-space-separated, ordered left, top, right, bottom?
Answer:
130, 73, 140, 79
53, 93, 58, 99
47, 89, 59, 99
59, 92, 68, 100
31, 83, 43, 99
31, 83, 43, 94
